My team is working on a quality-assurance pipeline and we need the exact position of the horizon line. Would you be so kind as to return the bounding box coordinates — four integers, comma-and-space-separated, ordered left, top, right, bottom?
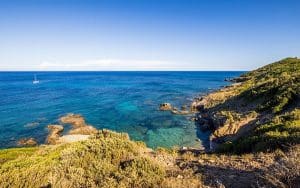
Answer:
0, 69, 248, 72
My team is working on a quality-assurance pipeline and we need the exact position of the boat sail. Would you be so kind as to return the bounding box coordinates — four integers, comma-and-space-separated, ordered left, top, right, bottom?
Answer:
33, 74, 40, 84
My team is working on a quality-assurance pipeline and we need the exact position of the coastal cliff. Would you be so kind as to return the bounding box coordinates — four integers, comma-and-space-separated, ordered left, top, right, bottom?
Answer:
192, 57, 300, 153
0, 58, 299, 187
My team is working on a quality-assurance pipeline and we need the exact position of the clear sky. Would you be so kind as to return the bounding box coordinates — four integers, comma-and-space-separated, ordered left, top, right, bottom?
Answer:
0, 0, 299, 71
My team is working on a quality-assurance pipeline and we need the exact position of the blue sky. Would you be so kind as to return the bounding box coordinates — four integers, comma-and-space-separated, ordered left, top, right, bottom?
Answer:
0, 0, 299, 71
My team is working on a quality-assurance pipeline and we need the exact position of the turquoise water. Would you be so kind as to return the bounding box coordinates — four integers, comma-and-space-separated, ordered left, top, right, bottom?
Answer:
0, 71, 242, 149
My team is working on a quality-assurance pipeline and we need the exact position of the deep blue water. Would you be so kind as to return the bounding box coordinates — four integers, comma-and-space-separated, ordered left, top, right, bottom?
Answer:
0, 71, 243, 149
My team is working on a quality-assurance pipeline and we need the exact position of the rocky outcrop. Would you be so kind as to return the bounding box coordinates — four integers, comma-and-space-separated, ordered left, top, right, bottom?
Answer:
190, 97, 204, 112
189, 77, 262, 151
45, 114, 97, 145
17, 138, 37, 147
60, 114, 86, 128
69, 125, 98, 135
46, 125, 64, 145
60, 113, 97, 135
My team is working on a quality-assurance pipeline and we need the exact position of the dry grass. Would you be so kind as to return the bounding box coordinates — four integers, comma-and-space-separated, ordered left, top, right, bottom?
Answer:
176, 145, 300, 188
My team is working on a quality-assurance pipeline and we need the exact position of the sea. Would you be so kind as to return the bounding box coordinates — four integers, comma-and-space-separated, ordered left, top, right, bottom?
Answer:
0, 71, 243, 149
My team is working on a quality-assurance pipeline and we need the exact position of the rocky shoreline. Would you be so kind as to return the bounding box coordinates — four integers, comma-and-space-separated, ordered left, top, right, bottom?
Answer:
16, 79, 247, 150
159, 77, 259, 151
18, 113, 98, 147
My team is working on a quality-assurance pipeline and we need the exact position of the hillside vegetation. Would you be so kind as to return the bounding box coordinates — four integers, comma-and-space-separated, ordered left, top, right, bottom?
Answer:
194, 57, 300, 153
0, 130, 166, 188
221, 58, 300, 153
1, 130, 299, 188
240, 57, 299, 113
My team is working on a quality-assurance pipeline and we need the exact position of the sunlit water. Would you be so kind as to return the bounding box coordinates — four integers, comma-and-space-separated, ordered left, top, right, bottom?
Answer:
0, 71, 242, 149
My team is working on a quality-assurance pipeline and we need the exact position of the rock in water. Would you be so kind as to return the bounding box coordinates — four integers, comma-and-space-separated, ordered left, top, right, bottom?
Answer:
60, 113, 97, 135
60, 113, 86, 128
159, 103, 173, 111
17, 138, 37, 147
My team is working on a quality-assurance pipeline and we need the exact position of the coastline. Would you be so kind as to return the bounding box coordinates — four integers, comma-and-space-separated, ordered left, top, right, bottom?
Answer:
0, 58, 299, 187
15, 73, 246, 151
0, 71, 242, 149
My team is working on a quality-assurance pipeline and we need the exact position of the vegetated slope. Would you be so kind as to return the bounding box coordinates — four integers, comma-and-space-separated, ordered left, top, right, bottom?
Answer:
0, 130, 166, 188
195, 57, 300, 153
1, 131, 299, 188
0, 129, 205, 188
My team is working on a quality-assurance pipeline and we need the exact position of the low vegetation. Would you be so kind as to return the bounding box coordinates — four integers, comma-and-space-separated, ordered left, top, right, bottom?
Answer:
218, 108, 300, 153
198, 57, 300, 153
0, 130, 165, 188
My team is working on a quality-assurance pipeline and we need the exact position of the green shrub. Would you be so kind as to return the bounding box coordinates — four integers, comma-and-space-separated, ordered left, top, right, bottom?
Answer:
218, 109, 300, 154
0, 130, 166, 188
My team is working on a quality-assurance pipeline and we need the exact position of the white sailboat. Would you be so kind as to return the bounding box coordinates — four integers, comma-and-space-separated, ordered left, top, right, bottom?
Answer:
33, 74, 40, 84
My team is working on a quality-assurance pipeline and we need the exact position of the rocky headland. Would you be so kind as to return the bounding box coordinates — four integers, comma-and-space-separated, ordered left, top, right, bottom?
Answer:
161, 58, 300, 153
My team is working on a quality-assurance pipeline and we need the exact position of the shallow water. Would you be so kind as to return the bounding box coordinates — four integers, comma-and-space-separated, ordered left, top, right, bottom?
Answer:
0, 71, 243, 149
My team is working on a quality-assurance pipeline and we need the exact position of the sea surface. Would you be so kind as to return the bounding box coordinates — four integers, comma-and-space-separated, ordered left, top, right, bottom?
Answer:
0, 71, 243, 149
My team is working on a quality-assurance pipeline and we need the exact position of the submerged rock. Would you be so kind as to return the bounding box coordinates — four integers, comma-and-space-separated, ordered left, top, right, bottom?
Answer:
159, 103, 192, 115
24, 122, 39, 128
171, 109, 190, 115
17, 138, 37, 147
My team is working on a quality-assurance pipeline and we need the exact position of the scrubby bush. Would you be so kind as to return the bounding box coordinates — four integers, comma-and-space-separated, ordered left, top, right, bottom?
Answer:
0, 130, 166, 188
218, 109, 300, 154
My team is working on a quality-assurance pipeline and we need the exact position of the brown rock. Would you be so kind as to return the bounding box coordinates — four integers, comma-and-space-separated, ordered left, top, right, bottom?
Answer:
190, 101, 199, 112
159, 103, 173, 111
60, 113, 98, 135
181, 105, 187, 111
46, 125, 64, 145
17, 138, 37, 147
60, 113, 86, 128
46, 114, 98, 145
69, 125, 97, 135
